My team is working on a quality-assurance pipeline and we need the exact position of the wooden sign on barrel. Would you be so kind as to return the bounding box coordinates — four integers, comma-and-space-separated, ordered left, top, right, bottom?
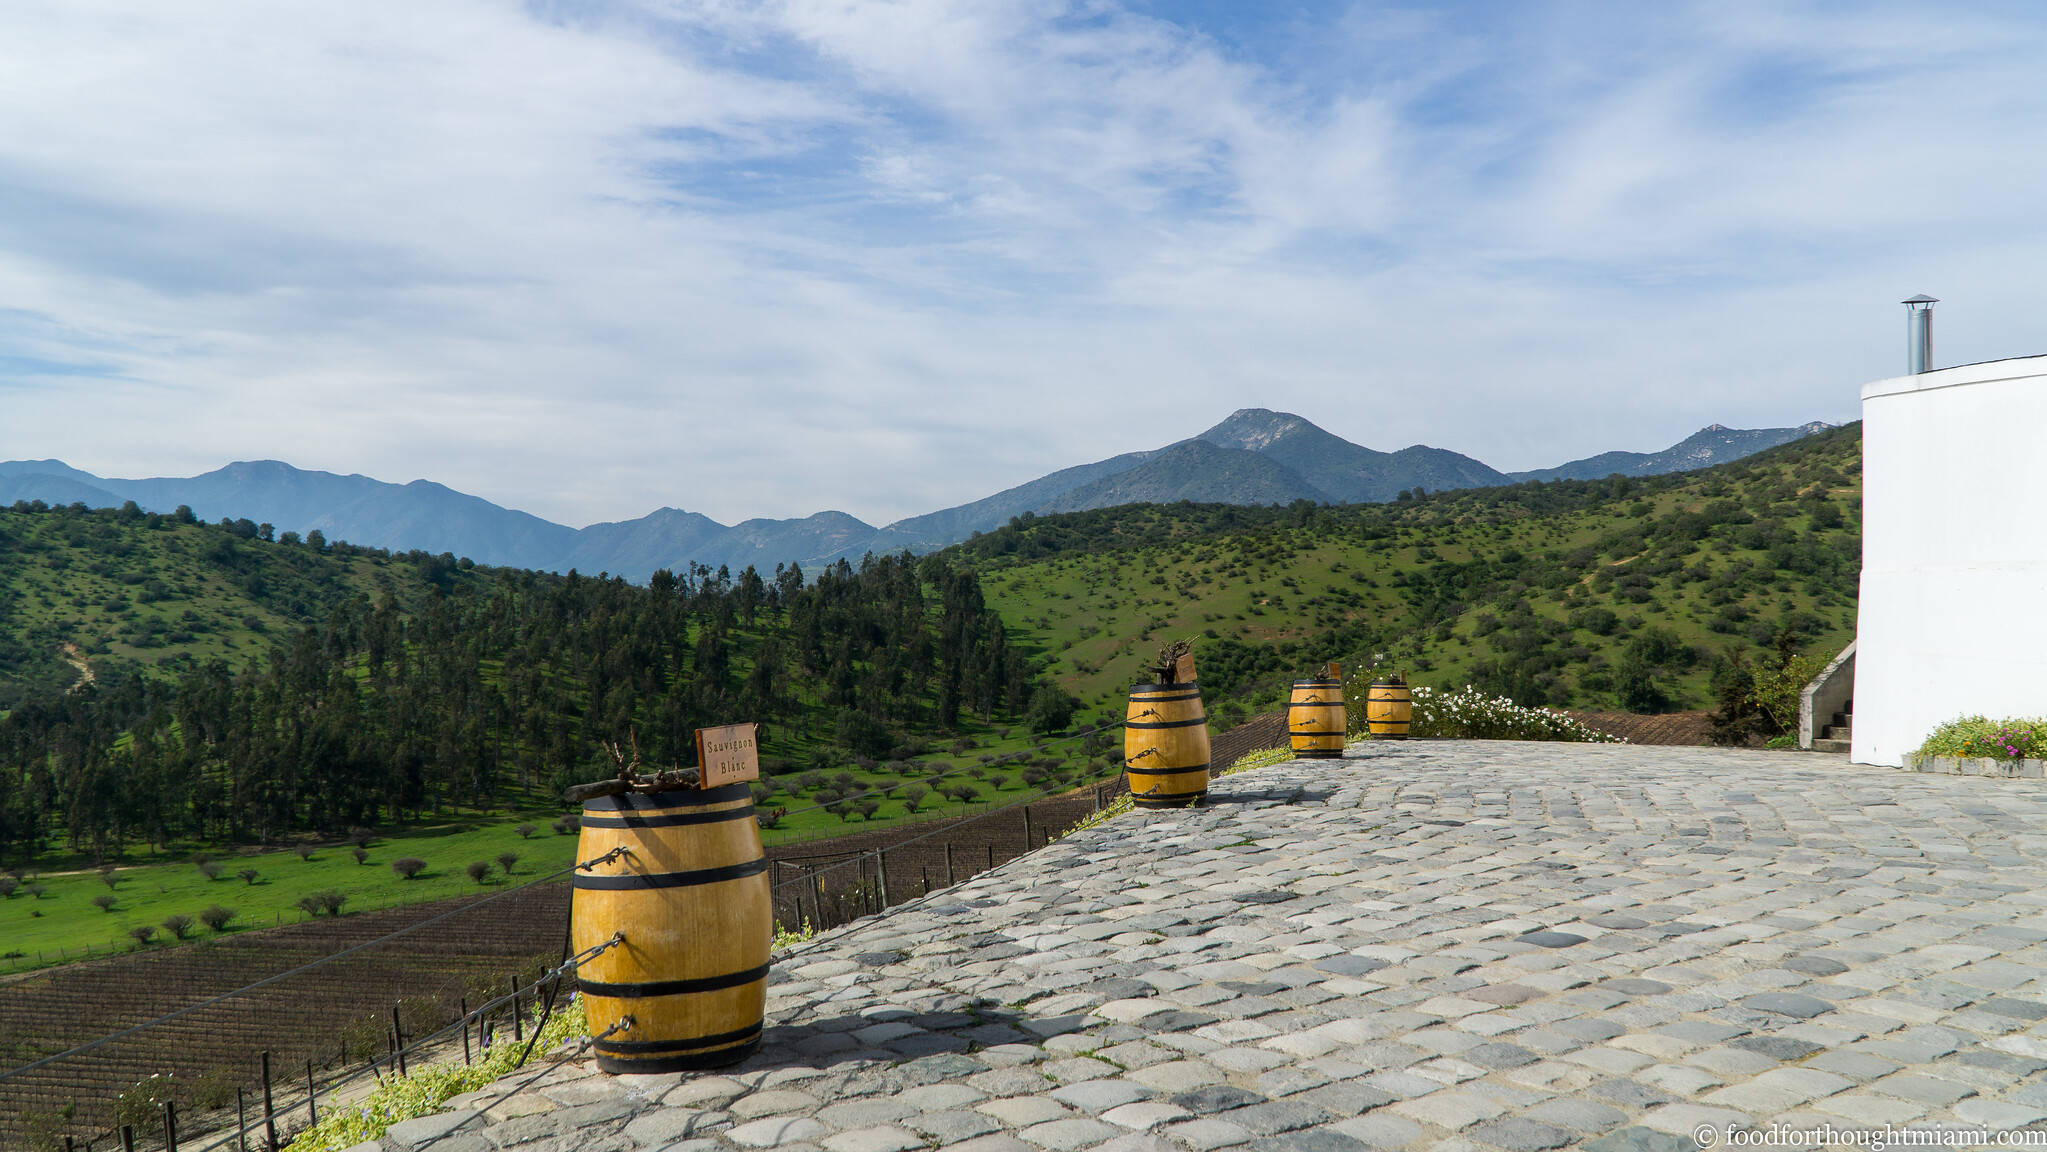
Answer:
697, 723, 760, 788
566, 726, 771, 1072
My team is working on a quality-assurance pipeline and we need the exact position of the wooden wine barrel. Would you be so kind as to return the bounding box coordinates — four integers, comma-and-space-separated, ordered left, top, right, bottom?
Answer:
1366, 679, 1412, 739
1287, 678, 1347, 758
570, 783, 770, 1073
1124, 683, 1210, 807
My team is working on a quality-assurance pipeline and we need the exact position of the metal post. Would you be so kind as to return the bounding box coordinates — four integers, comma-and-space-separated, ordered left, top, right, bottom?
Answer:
461, 997, 472, 1064
986, 844, 994, 871
946, 844, 955, 887
261, 1050, 278, 1152
120, 1127, 135, 1152
306, 1059, 317, 1126
1904, 294, 1937, 374
237, 1088, 247, 1152
808, 869, 823, 928
392, 1005, 407, 1076
511, 976, 523, 1044
1023, 806, 1033, 850
162, 1101, 177, 1152
875, 851, 890, 909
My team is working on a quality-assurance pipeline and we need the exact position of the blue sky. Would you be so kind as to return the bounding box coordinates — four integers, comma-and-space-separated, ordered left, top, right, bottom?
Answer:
3, 1, 2044, 526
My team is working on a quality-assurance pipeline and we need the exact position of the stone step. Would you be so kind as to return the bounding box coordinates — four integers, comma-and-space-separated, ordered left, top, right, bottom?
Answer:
1812, 737, 1852, 754
1832, 711, 1853, 728
1825, 724, 1852, 740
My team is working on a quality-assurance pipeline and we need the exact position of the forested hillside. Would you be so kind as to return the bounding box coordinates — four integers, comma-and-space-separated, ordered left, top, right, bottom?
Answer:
0, 502, 1044, 865
966, 424, 1863, 725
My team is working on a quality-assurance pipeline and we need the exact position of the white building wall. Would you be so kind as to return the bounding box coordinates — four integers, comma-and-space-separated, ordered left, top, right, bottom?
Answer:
1855, 354, 2047, 765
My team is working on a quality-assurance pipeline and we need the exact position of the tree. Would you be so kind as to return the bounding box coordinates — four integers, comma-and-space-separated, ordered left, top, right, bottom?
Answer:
352, 846, 368, 865
0, 878, 16, 899
197, 861, 222, 881
495, 852, 518, 876
515, 824, 536, 839
93, 894, 116, 912
465, 861, 491, 884
199, 905, 237, 932
391, 857, 426, 880
901, 784, 930, 812
238, 868, 260, 885
1026, 685, 1078, 734
161, 914, 194, 939
128, 925, 157, 946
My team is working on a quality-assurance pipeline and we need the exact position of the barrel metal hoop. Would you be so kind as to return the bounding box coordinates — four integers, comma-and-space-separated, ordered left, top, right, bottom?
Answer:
1130, 690, 1203, 702
1125, 716, 1209, 730
579, 807, 759, 829
579, 963, 770, 998
595, 1020, 763, 1055
572, 859, 769, 890
1126, 763, 1210, 775
583, 783, 757, 811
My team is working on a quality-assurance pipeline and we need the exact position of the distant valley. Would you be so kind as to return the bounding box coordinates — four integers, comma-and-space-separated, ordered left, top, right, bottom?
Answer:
0, 412, 1829, 582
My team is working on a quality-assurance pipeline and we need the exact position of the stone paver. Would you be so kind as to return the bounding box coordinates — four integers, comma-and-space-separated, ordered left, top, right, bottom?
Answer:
352, 742, 2047, 1152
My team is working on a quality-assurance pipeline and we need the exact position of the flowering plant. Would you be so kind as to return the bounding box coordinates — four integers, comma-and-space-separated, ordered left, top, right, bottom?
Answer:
1346, 682, 1625, 744
1917, 716, 2047, 762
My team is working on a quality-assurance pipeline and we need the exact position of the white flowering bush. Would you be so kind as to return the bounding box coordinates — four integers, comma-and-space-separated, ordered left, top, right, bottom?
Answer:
288, 993, 587, 1151
1357, 684, 1626, 743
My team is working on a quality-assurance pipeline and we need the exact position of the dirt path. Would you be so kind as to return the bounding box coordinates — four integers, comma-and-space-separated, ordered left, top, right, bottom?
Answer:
59, 643, 94, 693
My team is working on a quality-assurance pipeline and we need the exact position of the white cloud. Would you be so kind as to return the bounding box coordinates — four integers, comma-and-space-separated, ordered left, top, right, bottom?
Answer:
2, 0, 2045, 525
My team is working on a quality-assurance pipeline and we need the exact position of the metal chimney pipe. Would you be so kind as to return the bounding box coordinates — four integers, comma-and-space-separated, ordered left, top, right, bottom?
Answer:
1903, 294, 1937, 373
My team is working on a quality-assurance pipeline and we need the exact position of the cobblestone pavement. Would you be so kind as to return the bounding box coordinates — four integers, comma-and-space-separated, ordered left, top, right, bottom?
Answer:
367, 741, 2047, 1152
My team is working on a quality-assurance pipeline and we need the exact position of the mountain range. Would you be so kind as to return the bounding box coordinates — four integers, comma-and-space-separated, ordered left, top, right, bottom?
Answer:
0, 412, 1830, 582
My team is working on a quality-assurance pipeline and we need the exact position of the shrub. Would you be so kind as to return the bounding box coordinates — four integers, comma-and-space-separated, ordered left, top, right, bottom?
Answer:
161, 914, 194, 940
466, 861, 491, 884
24, 882, 44, 899
352, 846, 368, 865
1748, 652, 1826, 733
901, 784, 930, 812
191, 1068, 237, 1110
0, 877, 16, 899
391, 858, 427, 880
1354, 684, 1627, 744
99, 866, 119, 888
93, 894, 116, 913
114, 1073, 177, 1130
296, 845, 317, 862
551, 816, 577, 835
128, 925, 157, 947
495, 852, 518, 876
197, 860, 222, 881
199, 905, 237, 932
1917, 716, 2047, 761
515, 824, 536, 839
238, 868, 260, 885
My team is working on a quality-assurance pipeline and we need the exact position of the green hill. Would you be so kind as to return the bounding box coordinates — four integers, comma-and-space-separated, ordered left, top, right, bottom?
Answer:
964, 423, 1863, 726
0, 503, 1076, 870
0, 502, 446, 709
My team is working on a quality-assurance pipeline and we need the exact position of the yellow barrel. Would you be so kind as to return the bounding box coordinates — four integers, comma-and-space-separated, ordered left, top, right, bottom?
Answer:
1287, 678, 1346, 758
1367, 679, 1412, 739
570, 783, 770, 1072
1124, 683, 1210, 808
